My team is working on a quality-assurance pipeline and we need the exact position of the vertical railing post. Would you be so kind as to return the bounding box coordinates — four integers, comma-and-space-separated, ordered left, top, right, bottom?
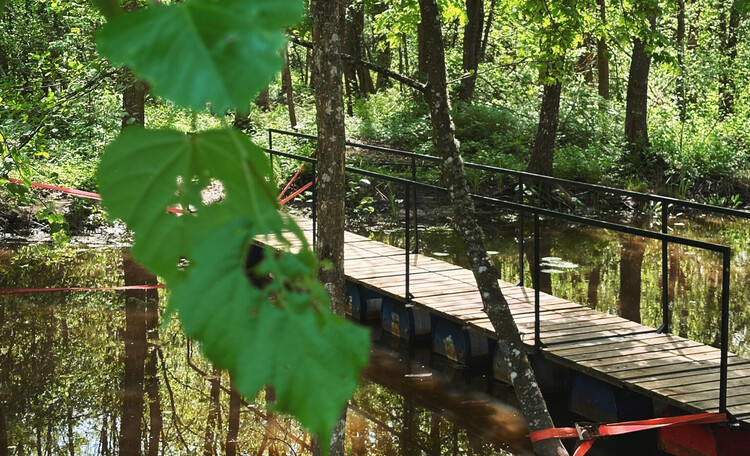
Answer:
311, 161, 317, 250
720, 248, 731, 414
411, 156, 419, 254
268, 129, 273, 150
518, 177, 525, 286
405, 181, 411, 302
659, 203, 670, 333
534, 213, 541, 351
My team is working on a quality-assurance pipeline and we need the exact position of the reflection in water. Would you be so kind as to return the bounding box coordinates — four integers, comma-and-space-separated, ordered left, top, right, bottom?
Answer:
619, 235, 646, 324
0, 243, 528, 455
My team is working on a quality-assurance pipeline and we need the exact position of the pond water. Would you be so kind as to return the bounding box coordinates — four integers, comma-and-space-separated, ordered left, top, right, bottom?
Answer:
0, 243, 528, 456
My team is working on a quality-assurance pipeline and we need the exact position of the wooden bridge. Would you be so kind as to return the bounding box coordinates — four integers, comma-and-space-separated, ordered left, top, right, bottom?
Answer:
264, 215, 750, 426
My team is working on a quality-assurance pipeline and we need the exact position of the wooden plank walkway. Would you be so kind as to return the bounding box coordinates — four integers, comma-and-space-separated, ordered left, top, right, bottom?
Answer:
261, 216, 750, 423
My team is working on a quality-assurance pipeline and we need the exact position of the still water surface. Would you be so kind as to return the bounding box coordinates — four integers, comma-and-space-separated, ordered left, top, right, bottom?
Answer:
0, 243, 527, 456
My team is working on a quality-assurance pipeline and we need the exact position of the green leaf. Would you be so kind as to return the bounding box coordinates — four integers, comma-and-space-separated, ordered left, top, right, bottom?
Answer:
97, 127, 278, 281
96, 0, 303, 112
91, 0, 122, 20
98, 127, 370, 451
172, 218, 370, 452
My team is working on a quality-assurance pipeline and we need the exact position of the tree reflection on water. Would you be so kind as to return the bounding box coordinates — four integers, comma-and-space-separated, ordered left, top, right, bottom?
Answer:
0, 243, 524, 455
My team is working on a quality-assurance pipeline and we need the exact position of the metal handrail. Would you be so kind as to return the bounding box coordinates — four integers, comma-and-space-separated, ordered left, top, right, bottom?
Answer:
268, 128, 750, 220
264, 146, 734, 415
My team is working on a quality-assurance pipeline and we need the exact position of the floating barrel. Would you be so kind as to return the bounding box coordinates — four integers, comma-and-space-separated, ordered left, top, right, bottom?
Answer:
658, 406, 750, 456
381, 299, 432, 341
345, 281, 362, 320
432, 317, 490, 366
356, 286, 387, 321
569, 373, 652, 423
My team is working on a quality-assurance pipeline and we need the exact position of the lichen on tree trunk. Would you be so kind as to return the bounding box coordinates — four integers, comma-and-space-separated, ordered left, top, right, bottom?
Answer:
311, 0, 348, 453
417, 0, 567, 454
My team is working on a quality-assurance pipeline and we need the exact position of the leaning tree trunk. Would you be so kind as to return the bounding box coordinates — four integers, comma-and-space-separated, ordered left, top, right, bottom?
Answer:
417, 0, 566, 454
458, 0, 484, 104
526, 65, 563, 177
311, 0, 348, 453
624, 17, 655, 165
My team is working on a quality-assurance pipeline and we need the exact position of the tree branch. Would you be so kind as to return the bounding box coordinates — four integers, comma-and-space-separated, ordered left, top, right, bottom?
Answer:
289, 36, 426, 92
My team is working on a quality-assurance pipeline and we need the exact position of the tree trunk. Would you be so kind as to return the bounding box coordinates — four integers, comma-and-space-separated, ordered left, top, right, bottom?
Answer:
255, 87, 270, 112
351, 2, 375, 95
718, 1, 739, 118
225, 375, 240, 456
416, 1, 566, 454
458, 0, 484, 104
120, 253, 150, 456
121, 0, 145, 129
526, 64, 563, 177
479, 0, 496, 64
373, 2, 392, 90
202, 368, 222, 456
311, 0, 348, 453
282, 47, 297, 128
576, 34, 595, 84
624, 17, 655, 164
676, 0, 686, 121
417, 21, 429, 82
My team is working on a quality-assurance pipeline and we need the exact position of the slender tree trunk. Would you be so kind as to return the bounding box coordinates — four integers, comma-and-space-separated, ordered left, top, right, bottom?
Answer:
458, 0, 484, 104
718, 1, 739, 118
351, 2, 375, 95
624, 17, 655, 164
479, 0, 496, 63
676, 0, 687, 121
225, 375, 240, 456
282, 47, 297, 128
311, 0, 348, 453
374, 2, 392, 90
417, 1, 566, 454
120, 254, 150, 456
255, 88, 270, 112
526, 62, 563, 176
202, 369, 222, 456
417, 21, 429, 81
121, 2, 145, 129
576, 34, 595, 84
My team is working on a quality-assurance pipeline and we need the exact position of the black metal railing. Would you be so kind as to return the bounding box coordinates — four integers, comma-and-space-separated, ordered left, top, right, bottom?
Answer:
264, 144, 737, 415
269, 128, 750, 336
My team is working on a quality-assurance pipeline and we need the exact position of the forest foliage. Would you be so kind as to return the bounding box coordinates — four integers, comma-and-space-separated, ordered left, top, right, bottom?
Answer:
1, 0, 749, 447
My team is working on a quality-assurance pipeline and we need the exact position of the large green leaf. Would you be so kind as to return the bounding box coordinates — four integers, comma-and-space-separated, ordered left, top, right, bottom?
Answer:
96, 0, 302, 112
173, 219, 370, 449
97, 127, 278, 281
97, 127, 370, 451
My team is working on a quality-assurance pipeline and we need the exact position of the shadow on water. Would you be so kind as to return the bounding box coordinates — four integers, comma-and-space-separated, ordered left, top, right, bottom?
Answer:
0, 243, 527, 455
